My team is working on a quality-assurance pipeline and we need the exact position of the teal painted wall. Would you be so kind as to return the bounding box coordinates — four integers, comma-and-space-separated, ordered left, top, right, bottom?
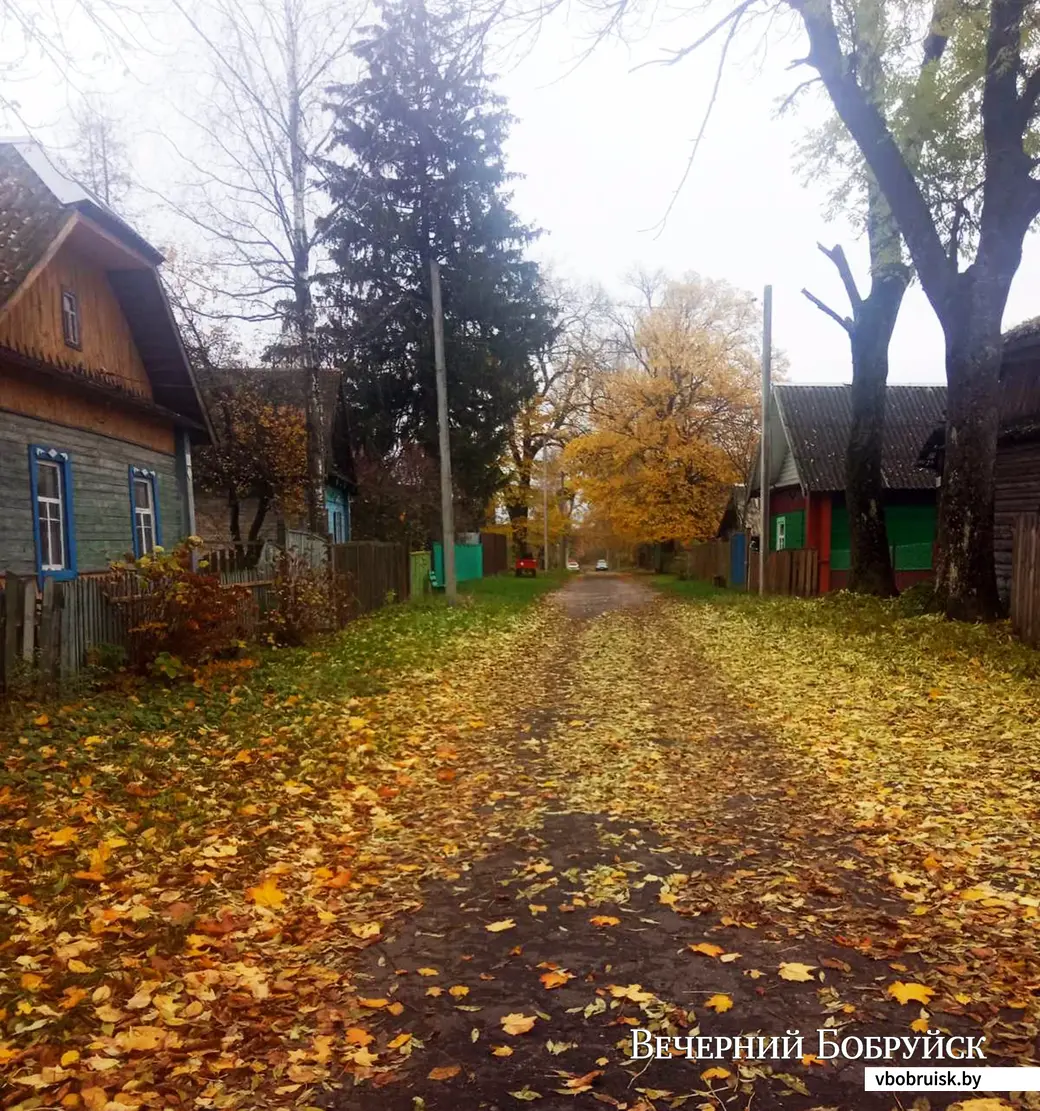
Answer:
830, 502, 935, 571
431, 542, 483, 585
326, 485, 350, 542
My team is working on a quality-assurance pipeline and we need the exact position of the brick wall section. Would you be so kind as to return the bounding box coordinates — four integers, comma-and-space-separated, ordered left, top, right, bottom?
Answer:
0, 410, 186, 574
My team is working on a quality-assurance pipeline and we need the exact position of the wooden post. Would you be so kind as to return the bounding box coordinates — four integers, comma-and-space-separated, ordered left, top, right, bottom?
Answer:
759, 284, 772, 596
3, 576, 23, 693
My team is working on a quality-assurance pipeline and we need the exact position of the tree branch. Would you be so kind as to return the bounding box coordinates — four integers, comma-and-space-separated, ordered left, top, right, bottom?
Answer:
789, 0, 953, 316
817, 241, 863, 311
801, 288, 853, 333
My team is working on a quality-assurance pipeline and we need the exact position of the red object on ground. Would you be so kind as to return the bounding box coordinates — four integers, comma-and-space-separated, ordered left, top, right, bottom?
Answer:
514, 556, 538, 577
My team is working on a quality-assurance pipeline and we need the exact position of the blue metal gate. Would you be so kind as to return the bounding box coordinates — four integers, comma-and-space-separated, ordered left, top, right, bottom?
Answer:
730, 532, 747, 587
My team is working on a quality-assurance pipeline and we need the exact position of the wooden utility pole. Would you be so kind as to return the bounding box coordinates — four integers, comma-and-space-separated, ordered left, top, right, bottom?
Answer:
759, 284, 772, 596
430, 259, 456, 601
542, 448, 550, 571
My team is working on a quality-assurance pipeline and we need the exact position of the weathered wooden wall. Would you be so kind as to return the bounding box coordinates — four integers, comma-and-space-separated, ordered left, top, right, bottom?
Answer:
1011, 514, 1040, 647
0, 411, 184, 575
0, 238, 152, 395
995, 442, 1040, 603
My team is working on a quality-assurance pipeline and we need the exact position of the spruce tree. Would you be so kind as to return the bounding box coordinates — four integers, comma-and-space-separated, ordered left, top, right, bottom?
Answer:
319, 0, 556, 527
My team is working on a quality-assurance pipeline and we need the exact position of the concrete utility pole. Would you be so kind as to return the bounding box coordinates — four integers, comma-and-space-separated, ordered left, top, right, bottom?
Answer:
542, 447, 550, 571
759, 284, 772, 597
430, 259, 456, 602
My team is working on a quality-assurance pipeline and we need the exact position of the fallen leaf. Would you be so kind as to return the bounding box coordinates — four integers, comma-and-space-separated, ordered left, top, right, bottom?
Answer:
888, 982, 935, 1006
502, 1012, 537, 1035
590, 915, 620, 927
778, 962, 816, 982
246, 878, 286, 908
700, 1067, 731, 1080
486, 919, 516, 932
704, 994, 733, 1013
428, 1064, 461, 1080
540, 970, 573, 989
492, 1045, 514, 1057
689, 942, 724, 958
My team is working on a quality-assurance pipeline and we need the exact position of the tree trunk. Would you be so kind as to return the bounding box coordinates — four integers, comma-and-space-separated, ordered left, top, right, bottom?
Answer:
508, 502, 530, 556
934, 275, 1005, 620
846, 267, 905, 597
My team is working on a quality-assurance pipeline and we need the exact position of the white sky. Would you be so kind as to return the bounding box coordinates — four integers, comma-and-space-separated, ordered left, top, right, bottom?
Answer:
6, 0, 1040, 386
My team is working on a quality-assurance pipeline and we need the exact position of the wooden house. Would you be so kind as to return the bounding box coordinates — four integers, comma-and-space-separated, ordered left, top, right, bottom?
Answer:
753, 383, 946, 592
918, 318, 1040, 601
0, 140, 210, 582
192, 367, 357, 546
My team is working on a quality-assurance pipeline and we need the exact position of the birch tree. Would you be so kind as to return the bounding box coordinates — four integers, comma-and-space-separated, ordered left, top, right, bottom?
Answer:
162, 0, 364, 535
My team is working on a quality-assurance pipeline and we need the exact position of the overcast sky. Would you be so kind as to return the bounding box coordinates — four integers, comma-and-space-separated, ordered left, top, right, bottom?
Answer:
6, 0, 1040, 386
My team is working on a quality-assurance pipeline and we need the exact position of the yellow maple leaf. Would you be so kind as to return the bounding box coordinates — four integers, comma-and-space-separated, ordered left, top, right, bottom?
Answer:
705, 994, 733, 1013
345, 1028, 373, 1046
34, 714, 49, 726
388, 1033, 412, 1049
60, 1050, 81, 1066
608, 984, 654, 1003
778, 962, 816, 982
20, 973, 44, 991
701, 1067, 731, 1080
888, 981, 935, 1006
540, 970, 572, 989
486, 918, 516, 932
358, 997, 389, 1009
491, 1045, 514, 1057
246, 878, 285, 908
416, 967, 439, 976
449, 985, 470, 998
501, 1012, 537, 1035
426, 986, 443, 997
387, 1001, 405, 1016
49, 826, 78, 847
911, 1017, 930, 1033
590, 915, 620, 927
689, 942, 724, 958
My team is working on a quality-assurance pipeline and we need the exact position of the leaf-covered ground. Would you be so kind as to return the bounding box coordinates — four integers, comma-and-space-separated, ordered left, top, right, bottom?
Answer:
4, 573, 1039, 1111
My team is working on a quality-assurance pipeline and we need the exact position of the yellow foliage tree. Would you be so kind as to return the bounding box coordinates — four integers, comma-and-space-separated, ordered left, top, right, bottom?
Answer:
566, 273, 761, 547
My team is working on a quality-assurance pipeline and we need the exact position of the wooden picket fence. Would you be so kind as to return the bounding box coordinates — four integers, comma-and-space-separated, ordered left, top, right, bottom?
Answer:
747, 548, 820, 597
0, 536, 412, 694
1011, 514, 1040, 647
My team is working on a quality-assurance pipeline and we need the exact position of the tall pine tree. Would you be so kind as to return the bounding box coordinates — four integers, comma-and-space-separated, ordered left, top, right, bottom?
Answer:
319, 0, 556, 530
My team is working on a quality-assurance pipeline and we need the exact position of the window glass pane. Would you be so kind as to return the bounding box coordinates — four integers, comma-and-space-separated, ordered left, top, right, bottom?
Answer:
134, 478, 152, 509
48, 517, 64, 568
38, 462, 59, 500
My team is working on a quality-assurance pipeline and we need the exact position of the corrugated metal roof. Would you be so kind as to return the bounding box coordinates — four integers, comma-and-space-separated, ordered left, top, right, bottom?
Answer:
775, 383, 947, 492
0, 144, 70, 310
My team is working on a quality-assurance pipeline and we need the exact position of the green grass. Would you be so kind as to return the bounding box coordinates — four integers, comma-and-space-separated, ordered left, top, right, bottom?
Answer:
458, 569, 569, 604
649, 574, 740, 602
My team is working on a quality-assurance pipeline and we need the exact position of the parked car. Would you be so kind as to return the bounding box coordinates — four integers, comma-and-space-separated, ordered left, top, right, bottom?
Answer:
567, 559, 580, 571
595, 559, 609, 571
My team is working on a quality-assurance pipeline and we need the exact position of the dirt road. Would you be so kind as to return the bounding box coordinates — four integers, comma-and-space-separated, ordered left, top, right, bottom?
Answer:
330, 576, 989, 1111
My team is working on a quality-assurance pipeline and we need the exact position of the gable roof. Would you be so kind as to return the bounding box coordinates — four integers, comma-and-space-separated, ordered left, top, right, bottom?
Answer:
0, 140, 210, 438
769, 383, 946, 492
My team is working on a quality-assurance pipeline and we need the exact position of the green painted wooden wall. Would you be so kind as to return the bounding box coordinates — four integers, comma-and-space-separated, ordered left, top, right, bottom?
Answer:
830, 503, 936, 571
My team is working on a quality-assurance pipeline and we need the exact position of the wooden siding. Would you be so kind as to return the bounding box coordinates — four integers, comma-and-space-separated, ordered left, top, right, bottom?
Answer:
995, 440, 1040, 601
0, 238, 153, 397
776, 445, 800, 488
0, 365, 175, 453
0, 410, 185, 575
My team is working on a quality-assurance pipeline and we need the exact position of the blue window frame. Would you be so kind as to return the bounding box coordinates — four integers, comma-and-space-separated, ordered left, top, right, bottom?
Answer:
28, 444, 77, 584
128, 466, 162, 557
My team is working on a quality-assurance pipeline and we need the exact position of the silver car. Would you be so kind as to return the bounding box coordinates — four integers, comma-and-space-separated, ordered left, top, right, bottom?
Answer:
595, 559, 608, 571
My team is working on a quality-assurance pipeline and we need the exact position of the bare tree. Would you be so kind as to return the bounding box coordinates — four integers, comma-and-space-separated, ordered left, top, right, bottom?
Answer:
62, 96, 132, 206
158, 0, 364, 535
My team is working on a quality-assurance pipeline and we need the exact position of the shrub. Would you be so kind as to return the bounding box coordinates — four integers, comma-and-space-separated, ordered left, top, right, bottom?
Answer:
109, 538, 249, 670
266, 548, 333, 645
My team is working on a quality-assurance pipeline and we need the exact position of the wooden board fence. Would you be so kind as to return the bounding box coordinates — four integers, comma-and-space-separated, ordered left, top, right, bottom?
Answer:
747, 548, 820, 597
1012, 514, 1040, 646
676, 540, 731, 584
331, 541, 409, 620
